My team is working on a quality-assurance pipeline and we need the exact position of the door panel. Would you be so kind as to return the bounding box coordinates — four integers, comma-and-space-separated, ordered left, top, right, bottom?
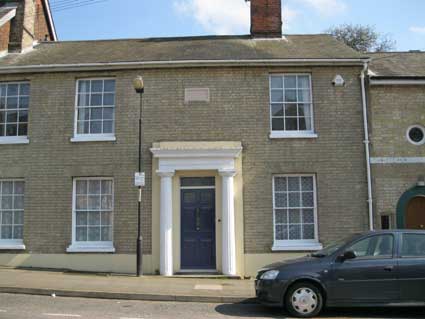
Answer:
181, 188, 216, 270
406, 197, 425, 229
328, 234, 399, 303
398, 233, 425, 302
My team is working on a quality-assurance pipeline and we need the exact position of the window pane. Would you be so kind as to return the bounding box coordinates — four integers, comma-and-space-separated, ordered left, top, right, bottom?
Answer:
78, 94, 90, 106
302, 192, 314, 207
298, 76, 310, 89
7, 84, 18, 96
275, 193, 287, 208
6, 97, 18, 109
14, 195, 24, 209
284, 76, 296, 89
88, 212, 100, 226
0, 98, 5, 109
103, 120, 113, 134
76, 211, 87, 226
78, 81, 90, 94
88, 227, 100, 241
2, 211, 13, 224
298, 104, 312, 118
299, 117, 311, 131
274, 177, 287, 192
298, 89, 311, 102
284, 89, 297, 102
285, 104, 297, 117
78, 109, 90, 121
1, 196, 13, 209
14, 182, 25, 194
76, 180, 87, 194
101, 211, 112, 226
285, 118, 297, 131
348, 235, 393, 258
101, 195, 113, 210
288, 192, 301, 208
91, 80, 103, 93
76, 227, 87, 241
2, 182, 13, 194
275, 209, 287, 224
276, 224, 288, 240
14, 211, 24, 225
271, 104, 283, 116
271, 76, 283, 89
401, 234, 425, 257
6, 111, 17, 122
88, 195, 101, 209
103, 108, 114, 120
90, 121, 102, 134
101, 226, 112, 241
13, 225, 23, 239
1, 226, 12, 239
301, 177, 313, 191
77, 121, 89, 134
90, 94, 102, 106
272, 118, 284, 131
103, 93, 115, 106
20, 83, 30, 96
90, 108, 102, 120
288, 209, 301, 223
288, 177, 300, 191
76, 195, 87, 210
88, 180, 101, 194
101, 180, 113, 194
303, 224, 315, 239
302, 209, 315, 223
271, 90, 283, 103
289, 224, 301, 240
104, 80, 115, 92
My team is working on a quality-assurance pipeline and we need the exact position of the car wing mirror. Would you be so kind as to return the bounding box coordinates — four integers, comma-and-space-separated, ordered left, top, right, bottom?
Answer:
338, 250, 356, 262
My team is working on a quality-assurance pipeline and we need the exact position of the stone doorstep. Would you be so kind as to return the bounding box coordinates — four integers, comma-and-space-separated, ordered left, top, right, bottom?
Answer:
0, 287, 257, 304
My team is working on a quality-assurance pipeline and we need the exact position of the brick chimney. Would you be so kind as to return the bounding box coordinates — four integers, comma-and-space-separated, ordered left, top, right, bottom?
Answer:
8, 0, 37, 53
249, 0, 282, 38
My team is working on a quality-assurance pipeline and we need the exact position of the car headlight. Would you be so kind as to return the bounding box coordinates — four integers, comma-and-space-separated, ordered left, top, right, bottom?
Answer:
260, 270, 279, 280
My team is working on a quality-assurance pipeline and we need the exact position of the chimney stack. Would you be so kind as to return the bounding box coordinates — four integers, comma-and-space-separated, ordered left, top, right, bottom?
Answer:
248, 0, 282, 38
8, 0, 36, 53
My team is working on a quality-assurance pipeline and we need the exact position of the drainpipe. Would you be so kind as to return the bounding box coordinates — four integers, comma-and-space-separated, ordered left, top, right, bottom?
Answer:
360, 62, 374, 231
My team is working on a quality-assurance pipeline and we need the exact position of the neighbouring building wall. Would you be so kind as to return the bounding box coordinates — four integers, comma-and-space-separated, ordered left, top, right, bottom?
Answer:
369, 85, 425, 228
34, 0, 52, 41
0, 65, 369, 275
0, 22, 11, 52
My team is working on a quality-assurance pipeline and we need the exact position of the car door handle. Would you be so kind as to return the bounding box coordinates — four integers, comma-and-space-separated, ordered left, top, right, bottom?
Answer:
384, 266, 394, 272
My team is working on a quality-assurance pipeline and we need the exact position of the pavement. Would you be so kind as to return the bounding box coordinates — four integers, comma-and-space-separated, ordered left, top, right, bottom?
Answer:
0, 293, 424, 319
0, 268, 255, 303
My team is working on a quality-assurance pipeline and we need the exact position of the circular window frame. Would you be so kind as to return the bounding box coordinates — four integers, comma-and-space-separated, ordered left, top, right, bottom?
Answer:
406, 125, 425, 146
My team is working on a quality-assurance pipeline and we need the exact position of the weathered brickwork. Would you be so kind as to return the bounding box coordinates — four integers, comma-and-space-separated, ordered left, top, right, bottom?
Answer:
0, 65, 369, 255
369, 85, 425, 224
34, 0, 51, 41
0, 22, 10, 52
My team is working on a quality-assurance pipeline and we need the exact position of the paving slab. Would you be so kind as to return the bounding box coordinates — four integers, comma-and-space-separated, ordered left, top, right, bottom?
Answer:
0, 268, 256, 303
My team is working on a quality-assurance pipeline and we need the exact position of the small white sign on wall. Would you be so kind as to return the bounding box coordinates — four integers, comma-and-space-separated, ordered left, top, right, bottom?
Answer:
185, 88, 210, 103
134, 172, 145, 187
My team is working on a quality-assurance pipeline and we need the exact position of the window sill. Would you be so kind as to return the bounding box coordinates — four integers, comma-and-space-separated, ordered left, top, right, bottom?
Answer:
0, 241, 26, 250
269, 132, 318, 139
70, 135, 116, 143
0, 137, 29, 145
272, 243, 323, 252
66, 243, 115, 253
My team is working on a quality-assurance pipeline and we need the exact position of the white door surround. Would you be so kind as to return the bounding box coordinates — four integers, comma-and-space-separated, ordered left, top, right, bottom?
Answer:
151, 142, 242, 276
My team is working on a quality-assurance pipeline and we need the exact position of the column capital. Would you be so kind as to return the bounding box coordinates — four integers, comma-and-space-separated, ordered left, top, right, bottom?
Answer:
156, 170, 175, 177
219, 169, 237, 177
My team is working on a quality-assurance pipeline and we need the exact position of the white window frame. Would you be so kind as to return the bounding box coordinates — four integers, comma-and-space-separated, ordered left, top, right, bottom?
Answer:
272, 174, 322, 251
0, 179, 26, 250
67, 177, 115, 253
269, 74, 317, 139
0, 81, 30, 145
71, 78, 116, 143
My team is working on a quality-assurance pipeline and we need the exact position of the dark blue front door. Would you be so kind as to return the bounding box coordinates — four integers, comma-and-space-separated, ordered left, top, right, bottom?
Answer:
181, 188, 216, 270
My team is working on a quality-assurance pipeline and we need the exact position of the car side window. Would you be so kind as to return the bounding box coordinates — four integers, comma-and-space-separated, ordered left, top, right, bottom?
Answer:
347, 235, 394, 259
401, 234, 425, 258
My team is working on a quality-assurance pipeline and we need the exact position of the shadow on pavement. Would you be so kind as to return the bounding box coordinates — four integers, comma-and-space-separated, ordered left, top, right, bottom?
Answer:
215, 303, 425, 318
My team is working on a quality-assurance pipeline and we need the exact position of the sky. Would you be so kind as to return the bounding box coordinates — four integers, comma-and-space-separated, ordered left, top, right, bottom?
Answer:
52, 0, 425, 51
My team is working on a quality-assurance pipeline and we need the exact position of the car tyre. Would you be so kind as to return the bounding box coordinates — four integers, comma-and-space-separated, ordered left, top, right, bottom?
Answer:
285, 282, 323, 318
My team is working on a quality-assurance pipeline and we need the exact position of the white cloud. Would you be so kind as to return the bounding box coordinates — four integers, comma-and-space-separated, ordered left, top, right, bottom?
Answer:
173, 0, 250, 35
173, 0, 298, 35
299, 0, 347, 16
410, 26, 425, 34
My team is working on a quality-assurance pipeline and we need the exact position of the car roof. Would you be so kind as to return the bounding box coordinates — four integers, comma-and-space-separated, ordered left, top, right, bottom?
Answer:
361, 229, 425, 235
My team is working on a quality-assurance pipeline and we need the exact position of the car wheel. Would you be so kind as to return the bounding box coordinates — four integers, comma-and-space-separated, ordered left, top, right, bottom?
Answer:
285, 282, 323, 318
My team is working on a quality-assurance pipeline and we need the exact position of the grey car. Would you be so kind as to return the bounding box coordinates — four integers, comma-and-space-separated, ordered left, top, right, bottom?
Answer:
255, 230, 425, 318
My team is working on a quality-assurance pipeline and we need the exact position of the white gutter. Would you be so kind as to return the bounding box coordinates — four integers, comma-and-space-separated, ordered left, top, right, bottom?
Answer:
370, 79, 425, 86
42, 0, 58, 41
0, 58, 369, 74
360, 62, 374, 231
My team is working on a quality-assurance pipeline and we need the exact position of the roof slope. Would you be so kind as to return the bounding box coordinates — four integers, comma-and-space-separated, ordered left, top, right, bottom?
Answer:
369, 52, 425, 77
0, 34, 366, 68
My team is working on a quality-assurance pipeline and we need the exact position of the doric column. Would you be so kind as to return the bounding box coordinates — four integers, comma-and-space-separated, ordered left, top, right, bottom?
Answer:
157, 170, 175, 276
219, 169, 237, 276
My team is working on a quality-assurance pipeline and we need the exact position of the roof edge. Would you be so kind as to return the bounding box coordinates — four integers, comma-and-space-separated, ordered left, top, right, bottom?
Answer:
0, 58, 370, 74
370, 76, 425, 86
42, 0, 58, 41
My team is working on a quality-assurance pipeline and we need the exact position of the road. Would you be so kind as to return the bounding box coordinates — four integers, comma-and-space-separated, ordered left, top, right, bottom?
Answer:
0, 293, 423, 319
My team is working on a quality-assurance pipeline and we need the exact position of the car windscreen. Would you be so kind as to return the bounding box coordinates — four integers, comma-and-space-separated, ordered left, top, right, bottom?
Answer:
311, 234, 359, 257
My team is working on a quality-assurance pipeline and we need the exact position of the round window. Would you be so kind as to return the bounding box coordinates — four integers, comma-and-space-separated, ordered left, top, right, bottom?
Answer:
407, 125, 425, 145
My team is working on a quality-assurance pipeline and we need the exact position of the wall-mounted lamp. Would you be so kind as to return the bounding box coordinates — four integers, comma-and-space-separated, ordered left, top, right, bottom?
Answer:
332, 74, 345, 87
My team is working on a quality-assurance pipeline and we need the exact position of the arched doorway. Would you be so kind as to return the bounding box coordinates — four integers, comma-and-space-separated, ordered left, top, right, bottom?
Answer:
396, 186, 425, 229
406, 197, 425, 229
